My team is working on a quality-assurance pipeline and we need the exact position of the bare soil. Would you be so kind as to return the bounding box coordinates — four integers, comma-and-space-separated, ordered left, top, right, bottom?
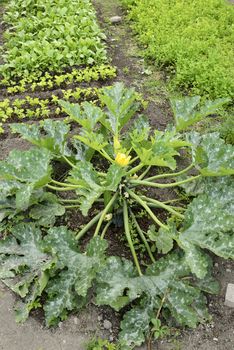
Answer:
0, 1, 233, 350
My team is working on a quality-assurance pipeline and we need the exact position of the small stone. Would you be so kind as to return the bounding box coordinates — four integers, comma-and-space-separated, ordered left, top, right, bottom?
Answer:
58, 322, 63, 329
214, 263, 219, 267
73, 317, 79, 325
225, 283, 234, 308
109, 336, 114, 342
103, 319, 112, 330
226, 268, 232, 273
110, 16, 122, 24
213, 338, 218, 342
98, 315, 103, 322
63, 340, 66, 344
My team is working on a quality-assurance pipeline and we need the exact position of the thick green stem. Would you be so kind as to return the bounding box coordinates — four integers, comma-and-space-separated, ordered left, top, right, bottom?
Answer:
145, 163, 194, 181
60, 198, 81, 203
138, 166, 151, 180
51, 179, 82, 189
93, 192, 118, 237
64, 205, 80, 209
140, 195, 184, 219
123, 200, 143, 276
63, 155, 78, 169
130, 175, 201, 189
129, 156, 139, 165
100, 149, 115, 163
127, 163, 144, 176
126, 188, 168, 230
130, 210, 156, 264
100, 221, 112, 239
46, 184, 77, 191
76, 211, 102, 240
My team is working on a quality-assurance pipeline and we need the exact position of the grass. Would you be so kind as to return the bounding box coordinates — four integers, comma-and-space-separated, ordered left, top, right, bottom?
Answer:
121, 0, 234, 99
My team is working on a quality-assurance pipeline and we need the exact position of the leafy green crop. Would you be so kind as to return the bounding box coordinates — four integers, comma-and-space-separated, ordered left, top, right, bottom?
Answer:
0, 0, 107, 80
121, 0, 234, 99
0, 83, 233, 349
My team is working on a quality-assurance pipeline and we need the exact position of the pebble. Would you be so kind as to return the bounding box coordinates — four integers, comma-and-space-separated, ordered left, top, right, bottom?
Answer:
98, 315, 103, 322
109, 336, 114, 342
110, 16, 122, 24
225, 283, 234, 308
73, 317, 79, 325
213, 338, 218, 342
103, 319, 112, 330
226, 268, 232, 273
214, 263, 219, 267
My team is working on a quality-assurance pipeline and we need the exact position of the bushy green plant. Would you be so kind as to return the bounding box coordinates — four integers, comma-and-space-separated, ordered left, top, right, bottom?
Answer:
0, 0, 107, 80
0, 84, 233, 349
121, 0, 234, 99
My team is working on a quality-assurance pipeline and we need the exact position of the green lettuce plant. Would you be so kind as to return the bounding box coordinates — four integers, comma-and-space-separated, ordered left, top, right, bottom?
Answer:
0, 83, 233, 349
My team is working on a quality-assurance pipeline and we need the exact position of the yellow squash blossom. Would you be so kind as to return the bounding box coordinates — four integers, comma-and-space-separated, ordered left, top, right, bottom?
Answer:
115, 152, 131, 167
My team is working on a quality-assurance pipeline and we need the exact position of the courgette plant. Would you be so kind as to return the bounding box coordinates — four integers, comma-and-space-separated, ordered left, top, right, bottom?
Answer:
0, 83, 233, 349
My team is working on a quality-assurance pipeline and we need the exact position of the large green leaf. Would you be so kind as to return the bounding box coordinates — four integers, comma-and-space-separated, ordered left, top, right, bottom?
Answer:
99, 82, 139, 134
171, 96, 230, 131
187, 132, 234, 176
147, 224, 174, 254
68, 162, 124, 215
129, 115, 150, 143
0, 223, 53, 321
96, 253, 213, 349
75, 129, 108, 152
29, 193, 65, 227
119, 297, 155, 349
60, 100, 104, 132
132, 131, 180, 169
44, 228, 108, 325
180, 177, 234, 259
0, 148, 52, 187
11, 120, 71, 157
104, 164, 126, 191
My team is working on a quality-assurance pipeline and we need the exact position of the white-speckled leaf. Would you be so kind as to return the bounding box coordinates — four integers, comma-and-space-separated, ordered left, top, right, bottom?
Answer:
188, 132, 234, 176
98, 253, 212, 349
0, 148, 52, 187
180, 179, 234, 259
44, 229, 108, 325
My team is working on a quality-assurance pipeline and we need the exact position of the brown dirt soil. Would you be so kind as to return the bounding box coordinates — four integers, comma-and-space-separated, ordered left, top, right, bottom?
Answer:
0, 1, 233, 350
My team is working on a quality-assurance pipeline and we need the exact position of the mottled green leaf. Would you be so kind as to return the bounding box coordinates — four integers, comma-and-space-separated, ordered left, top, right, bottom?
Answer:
29, 200, 65, 227
59, 100, 104, 131
0, 223, 53, 321
129, 115, 150, 142
119, 297, 155, 349
99, 82, 139, 134
15, 184, 33, 211
105, 164, 126, 191
171, 96, 230, 131
75, 130, 108, 152
180, 178, 234, 259
178, 241, 210, 279
188, 132, 234, 176
11, 120, 71, 157
0, 148, 52, 187
97, 253, 212, 349
147, 224, 174, 254
131, 128, 189, 169
44, 230, 108, 325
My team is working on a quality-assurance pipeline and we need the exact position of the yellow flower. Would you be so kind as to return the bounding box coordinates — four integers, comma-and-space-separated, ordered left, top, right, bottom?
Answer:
115, 152, 131, 167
